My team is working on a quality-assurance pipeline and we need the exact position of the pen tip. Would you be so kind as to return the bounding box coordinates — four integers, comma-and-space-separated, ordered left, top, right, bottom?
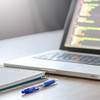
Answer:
22, 90, 25, 94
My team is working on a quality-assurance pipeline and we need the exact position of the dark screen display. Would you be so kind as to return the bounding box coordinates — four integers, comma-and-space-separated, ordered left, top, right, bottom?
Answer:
65, 0, 100, 50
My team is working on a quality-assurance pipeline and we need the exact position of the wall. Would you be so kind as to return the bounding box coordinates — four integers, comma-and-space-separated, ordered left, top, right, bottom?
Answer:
0, 0, 71, 40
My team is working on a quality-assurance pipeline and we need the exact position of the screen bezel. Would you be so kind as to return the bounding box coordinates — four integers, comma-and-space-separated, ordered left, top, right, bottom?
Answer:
60, 0, 100, 55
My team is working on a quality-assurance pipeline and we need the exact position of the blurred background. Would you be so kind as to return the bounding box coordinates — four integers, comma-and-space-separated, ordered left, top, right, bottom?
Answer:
0, 0, 71, 40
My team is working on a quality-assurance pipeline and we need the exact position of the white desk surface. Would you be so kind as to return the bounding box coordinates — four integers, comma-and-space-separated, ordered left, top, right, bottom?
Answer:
1, 30, 100, 100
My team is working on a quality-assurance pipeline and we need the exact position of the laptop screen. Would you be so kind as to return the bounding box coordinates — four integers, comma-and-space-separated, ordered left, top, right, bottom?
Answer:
61, 0, 100, 53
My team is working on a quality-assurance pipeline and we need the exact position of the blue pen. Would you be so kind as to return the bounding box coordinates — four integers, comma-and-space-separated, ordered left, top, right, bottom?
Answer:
21, 79, 57, 94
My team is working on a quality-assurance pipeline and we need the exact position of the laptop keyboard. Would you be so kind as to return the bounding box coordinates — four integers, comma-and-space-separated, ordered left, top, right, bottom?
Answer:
33, 52, 100, 66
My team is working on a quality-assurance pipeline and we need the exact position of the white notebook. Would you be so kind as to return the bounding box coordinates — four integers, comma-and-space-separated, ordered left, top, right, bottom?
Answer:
0, 66, 45, 91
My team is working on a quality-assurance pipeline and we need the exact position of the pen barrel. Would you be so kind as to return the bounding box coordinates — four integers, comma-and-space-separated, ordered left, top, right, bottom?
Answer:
44, 80, 56, 87
22, 87, 39, 94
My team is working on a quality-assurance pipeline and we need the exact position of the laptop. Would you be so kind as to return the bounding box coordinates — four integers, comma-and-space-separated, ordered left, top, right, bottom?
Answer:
4, 0, 100, 80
